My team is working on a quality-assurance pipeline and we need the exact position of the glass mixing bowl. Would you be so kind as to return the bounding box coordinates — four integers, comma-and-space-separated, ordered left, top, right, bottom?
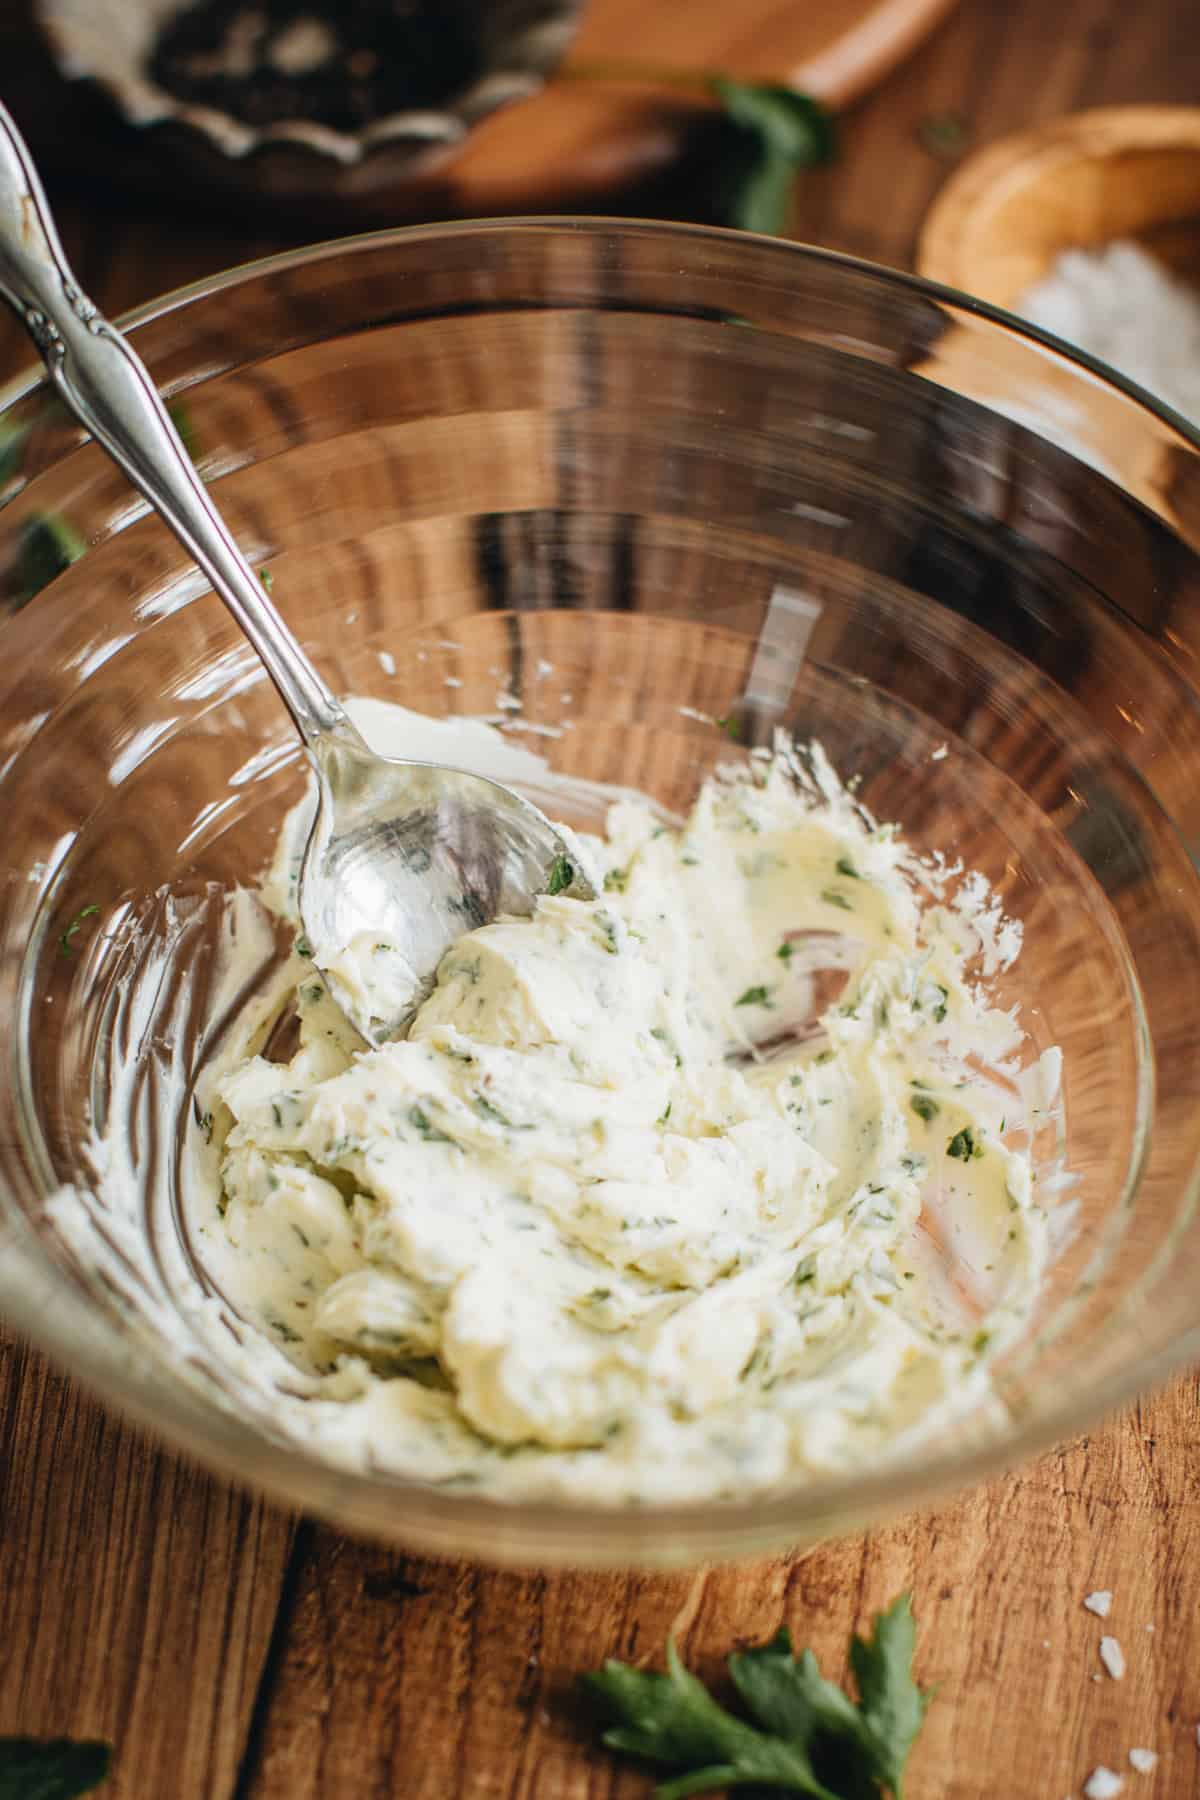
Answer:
2, 220, 1200, 1568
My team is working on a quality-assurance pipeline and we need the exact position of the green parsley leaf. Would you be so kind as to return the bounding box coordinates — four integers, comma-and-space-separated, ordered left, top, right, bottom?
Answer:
714, 713, 742, 740
735, 985, 773, 1008
916, 112, 970, 161
168, 400, 201, 465
821, 890, 854, 912
777, 940, 795, 962
584, 1593, 930, 1799
408, 1104, 454, 1144
11, 512, 86, 610
909, 1094, 939, 1124
546, 853, 575, 896
710, 81, 835, 236
847, 1595, 931, 1795
835, 858, 861, 880
0, 1738, 112, 1799
259, 568, 274, 593
59, 903, 100, 958
946, 1126, 982, 1161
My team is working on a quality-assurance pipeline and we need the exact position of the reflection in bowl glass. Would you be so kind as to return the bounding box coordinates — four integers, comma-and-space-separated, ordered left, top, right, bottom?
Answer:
2, 222, 1200, 1567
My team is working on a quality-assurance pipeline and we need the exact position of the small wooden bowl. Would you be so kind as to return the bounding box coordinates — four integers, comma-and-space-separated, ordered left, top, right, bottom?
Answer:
917, 105, 1200, 308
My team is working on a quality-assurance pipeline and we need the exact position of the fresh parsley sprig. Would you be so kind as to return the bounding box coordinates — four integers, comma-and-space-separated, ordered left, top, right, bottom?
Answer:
584, 1593, 930, 1799
711, 79, 835, 236
0, 1738, 111, 1799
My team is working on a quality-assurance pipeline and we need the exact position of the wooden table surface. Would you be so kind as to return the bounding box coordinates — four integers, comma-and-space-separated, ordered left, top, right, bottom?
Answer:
3, 2, 1200, 1796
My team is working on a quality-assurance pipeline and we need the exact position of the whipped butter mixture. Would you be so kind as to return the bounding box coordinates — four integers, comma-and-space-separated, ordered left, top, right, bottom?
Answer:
195, 724, 1051, 1504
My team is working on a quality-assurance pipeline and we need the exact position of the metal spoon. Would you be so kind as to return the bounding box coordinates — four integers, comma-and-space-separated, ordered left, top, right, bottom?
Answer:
0, 105, 590, 1042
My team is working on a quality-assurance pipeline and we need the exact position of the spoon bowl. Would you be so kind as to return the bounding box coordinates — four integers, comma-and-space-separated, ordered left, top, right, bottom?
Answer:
304, 731, 587, 1040
0, 101, 586, 1044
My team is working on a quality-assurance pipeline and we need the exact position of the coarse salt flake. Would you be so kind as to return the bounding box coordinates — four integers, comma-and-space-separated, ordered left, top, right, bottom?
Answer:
1084, 1770, 1123, 1800
1084, 1590, 1112, 1618
1019, 242, 1200, 428
1100, 1636, 1126, 1680
1128, 1750, 1157, 1774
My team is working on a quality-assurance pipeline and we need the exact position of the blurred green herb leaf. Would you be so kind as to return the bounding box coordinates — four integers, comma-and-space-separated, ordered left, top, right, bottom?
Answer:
560, 62, 834, 236
0, 1738, 112, 1799
711, 80, 836, 235
917, 112, 969, 161
167, 400, 200, 465
11, 512, 87, 610
946, 1126, 982, 1161
59, 903, 100, 958
259, 568, 274, 593
0, 419, 27, 489
583, 1594, 931, 1798
546, 853, 575, 896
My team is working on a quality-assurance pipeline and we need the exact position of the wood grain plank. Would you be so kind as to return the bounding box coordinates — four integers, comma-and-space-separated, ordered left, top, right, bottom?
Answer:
239, 1377, 1200, 1798
790, 0, 1200, 266
0, 1322, 295, 1797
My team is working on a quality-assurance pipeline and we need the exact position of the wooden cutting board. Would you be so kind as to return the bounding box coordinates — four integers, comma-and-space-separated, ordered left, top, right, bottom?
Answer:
435, 0, 961, 213
5, 0, 958, 225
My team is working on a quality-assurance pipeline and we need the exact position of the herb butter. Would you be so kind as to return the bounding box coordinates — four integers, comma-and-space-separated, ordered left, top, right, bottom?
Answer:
196, 724, 1051, 1504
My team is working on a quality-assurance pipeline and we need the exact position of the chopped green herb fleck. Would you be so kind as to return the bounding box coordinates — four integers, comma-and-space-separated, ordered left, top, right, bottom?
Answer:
474, 1092, 527, 1130
295, 935, 314, 959
910, 1093, 940, 1123
715, 713, 741, 740
409, 1104, 454, 1144
972, 1329, 992, 1355
603, 866, 629, 893
709, 79, 836, 235
735, 985, 773, 1008
596, 913, 621, 955
835, 857, 861, 879
932, 985, 949, 1023
59, 903, 99, 957
259, 568, 274, 593
776, 939, 794, 962
169, 399, 201, 463
918, 110, 970, 160
947, 1126, 982, 1161
546, 853, 574, 896
821, 888, 854, 911
13, 511, 87, 609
